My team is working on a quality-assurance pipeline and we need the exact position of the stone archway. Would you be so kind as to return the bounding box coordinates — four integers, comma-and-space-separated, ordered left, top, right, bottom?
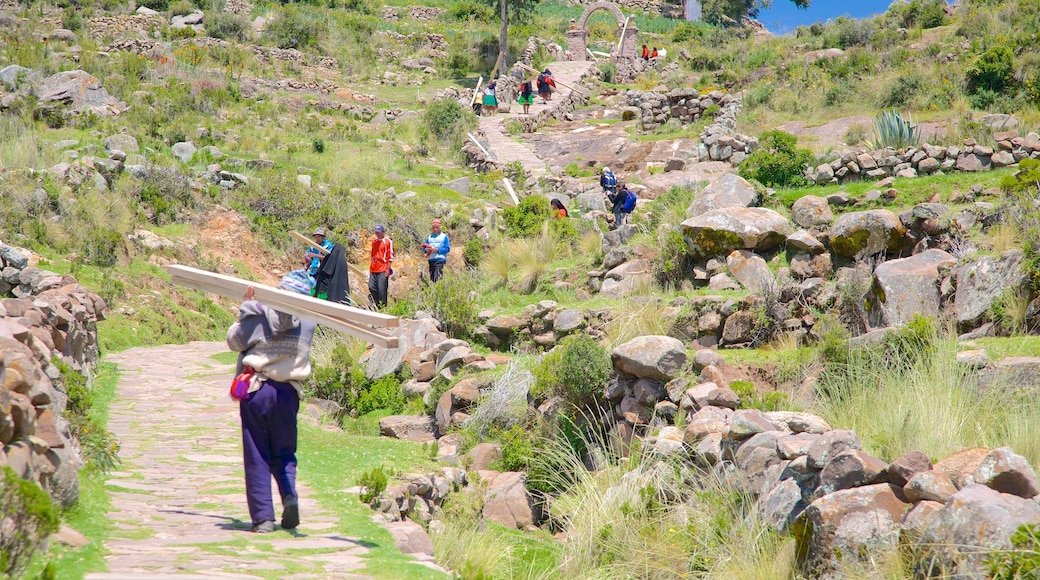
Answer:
567, 1, 639, 62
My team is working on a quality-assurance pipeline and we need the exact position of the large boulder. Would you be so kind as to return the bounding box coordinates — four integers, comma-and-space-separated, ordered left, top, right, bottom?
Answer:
379, 415, 437, 441
36, 70, 124, 116
681, 208, 791, 257
916, 485, 1040, 578
611, 336, 687, 381
953, 250, 1027, 330
829, 210, 906, 258
726, 250, 774, 292
481, 471, 540, 529
790, 195, 833, 228
794, 484, 909, 577
384, 520, 435, 556
600, 260, 653, 297
977, 357, 1040, 393
686, 173, 758, 217
865, 249, 956, 328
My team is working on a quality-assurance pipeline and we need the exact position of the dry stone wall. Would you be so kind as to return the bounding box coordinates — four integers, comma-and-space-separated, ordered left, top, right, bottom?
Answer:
1, 241, 105, 509
626, 89, 758, 164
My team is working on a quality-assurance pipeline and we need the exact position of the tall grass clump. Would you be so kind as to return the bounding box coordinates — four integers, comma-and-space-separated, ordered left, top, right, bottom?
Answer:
420, 97, 477, 152
811, 317, 1040, 467
416, 270, 478, 339
605, 296, 671, 347
867, 109, 921, 150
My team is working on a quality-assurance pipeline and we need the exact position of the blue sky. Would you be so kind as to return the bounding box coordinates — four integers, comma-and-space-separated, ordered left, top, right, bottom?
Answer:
755, 0, 897, 34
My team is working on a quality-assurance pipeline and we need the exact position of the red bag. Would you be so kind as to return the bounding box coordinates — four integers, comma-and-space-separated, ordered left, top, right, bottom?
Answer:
230, 366, 256, 401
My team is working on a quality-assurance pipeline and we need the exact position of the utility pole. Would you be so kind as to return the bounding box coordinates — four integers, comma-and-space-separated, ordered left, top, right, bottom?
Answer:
499, 0, 509, 75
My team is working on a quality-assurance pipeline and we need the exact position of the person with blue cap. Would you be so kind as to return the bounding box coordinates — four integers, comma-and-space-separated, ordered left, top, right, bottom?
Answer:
226, 270, 317, 533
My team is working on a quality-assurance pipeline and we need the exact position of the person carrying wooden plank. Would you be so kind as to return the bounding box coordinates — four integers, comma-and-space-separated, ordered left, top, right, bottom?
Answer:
226, 271, 317, 533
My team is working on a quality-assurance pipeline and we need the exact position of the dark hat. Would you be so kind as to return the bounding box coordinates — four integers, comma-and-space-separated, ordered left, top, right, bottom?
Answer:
374, 224, 385, 233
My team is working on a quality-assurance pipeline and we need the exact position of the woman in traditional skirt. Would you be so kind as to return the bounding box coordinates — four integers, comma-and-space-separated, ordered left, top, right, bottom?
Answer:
482, 81, 498, 116
517, 79, 534, 114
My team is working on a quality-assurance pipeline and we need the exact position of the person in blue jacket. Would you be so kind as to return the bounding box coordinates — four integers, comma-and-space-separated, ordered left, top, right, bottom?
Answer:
422, 218, 450, 283
303, 227, 334, 278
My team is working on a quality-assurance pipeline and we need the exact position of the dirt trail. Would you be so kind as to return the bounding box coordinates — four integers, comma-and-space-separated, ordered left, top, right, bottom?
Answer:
87, 341, 372, 580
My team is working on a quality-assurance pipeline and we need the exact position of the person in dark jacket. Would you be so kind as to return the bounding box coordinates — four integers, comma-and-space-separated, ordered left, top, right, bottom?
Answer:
227, 271, 317, 533
314, 243, 350, 304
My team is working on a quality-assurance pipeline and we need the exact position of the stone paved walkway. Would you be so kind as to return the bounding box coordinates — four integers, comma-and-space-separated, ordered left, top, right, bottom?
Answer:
88, 341, 372, 579
478, 60, 597, 179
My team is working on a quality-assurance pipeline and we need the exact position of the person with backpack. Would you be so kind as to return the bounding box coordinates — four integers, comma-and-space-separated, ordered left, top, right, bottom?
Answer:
600, 166, 617, 196
227, 271, 317, 533
608, 182, 637, 230
537, 72, 551, 104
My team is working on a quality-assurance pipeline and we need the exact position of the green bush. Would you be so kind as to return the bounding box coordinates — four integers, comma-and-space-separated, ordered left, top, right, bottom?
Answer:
729, 380, 789, 412
967, 45, 1016, 95
55, 359, 121, 472
358, 466, 389, 503
305, 343, 368, 410
488, 425, 535, 472
169, 0, 194, 15
264, 7, 327, 49
312, 138, 325, 153
501, 195, 554, 237
137, 0, 169, 10
879, 75, 922, 109
356, 375, 405, 416
417, 271, 478, 339
463, 237, 484, 267
532, 335, 613, 408
0, 466, 61, 578
672, 21, 704, 43
1000, 158, 1040, 290
421, 98, 477, 150
598, 62, 617, 84
204, 12, 250, 42
448, 0, 493, 21
738, 129, 812, 188
987, 523, 1040, 579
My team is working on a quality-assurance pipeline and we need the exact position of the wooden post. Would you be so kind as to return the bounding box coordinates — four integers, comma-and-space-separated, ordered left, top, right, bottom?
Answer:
516, 63, 588, 98
467, 133, 492, 158
168, 265, 399, 347
616, 16, 630, 57
470, 76, 484, 107
585, 48, 598, 62
502, 178, 519, 205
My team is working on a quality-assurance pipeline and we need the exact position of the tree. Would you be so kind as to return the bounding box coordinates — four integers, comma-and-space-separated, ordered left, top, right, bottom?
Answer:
482, 0, 538, 73
703, 0, 810, 25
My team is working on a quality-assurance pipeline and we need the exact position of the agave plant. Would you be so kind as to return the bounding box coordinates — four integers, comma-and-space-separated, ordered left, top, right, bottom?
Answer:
867, 108, 921, 150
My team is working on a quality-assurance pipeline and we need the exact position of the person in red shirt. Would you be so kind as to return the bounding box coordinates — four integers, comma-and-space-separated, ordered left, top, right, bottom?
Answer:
641, 44, 649, 61
368, 225, 393, 309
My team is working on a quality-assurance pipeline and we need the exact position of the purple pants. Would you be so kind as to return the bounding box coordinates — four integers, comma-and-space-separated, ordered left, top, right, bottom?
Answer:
240, 380, 299, 525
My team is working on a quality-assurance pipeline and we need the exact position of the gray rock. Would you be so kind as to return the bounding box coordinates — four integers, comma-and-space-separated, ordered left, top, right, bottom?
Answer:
807, 430, 861, 469
756, 477, 809, 532
367, 318, 440, 380
904, 470, 958, 503
887, 450, 932, 488
794, 484, 908, 577
791, 196, 833, 228
728, 409, 778, 439
973, 446, 1040, 499
830, 209, 906, 258
953, 251, 1026, 329
553, 309, 585, 334
482, 471, 540, 529
379, 415, 437, 441
786, 230, 825, 254
681, 207, 791, 257
816, 449, 889, 498
686, 173, 757, 217
917, 485, 1040, 578
385, 520, 435, 556
442, 176, 470, 194
866, 249, 957, 328
726, 250, 773, 292
977, 357, 1040, 392
171, 141, 196, 164
0, 65, 40, 90
764, 411, 830, 434
611, 335, 687, 380
37, 70, 124, 116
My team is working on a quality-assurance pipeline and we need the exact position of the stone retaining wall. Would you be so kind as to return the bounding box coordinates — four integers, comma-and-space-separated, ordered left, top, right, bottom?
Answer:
1, 241, 105, 509
808, 130, 1040, 184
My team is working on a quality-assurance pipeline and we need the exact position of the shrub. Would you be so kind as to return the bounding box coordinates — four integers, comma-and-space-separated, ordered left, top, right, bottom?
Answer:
827, 17, 875, 48
987, 523, 1040, 579
967, 45, 1016, 95
204, 12, 250, 42
358, 466, 389, 503
488, 425, 535, 471
0, 466, 61, 578
356, 375, 405, 416
169, 0, 194, 15
672, 21, 703, 43
56, 359, 121, 472
417, 271, 478, 339
305, 343, 368, 410
264, 7, 326, 49
421, 98, 476, 150
448, 0, 493, 21
532, 335, 613, 409
137, 0, 169, 10
463, 237, 484, 267
879, 75, 923, 109
501, 194, 553, 237
1000, 158, 1040, 290
729, 380, 790, 412
598, 62, 617, 84
738, 129, 812, 188
312, 138, 325, 153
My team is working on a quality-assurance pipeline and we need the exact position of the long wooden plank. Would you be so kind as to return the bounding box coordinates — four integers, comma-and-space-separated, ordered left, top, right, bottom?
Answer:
502, 178, 519, 205
172, 274, 398, 347
517, 63, 589, 98
168, 265, 399, 329
290, 230, 368, 280
616, 16, 630, 57
470, 76, 484, 107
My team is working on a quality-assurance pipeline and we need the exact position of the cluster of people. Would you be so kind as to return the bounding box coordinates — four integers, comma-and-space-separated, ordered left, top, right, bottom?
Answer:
302, 219, 451, 311
474, 69, 556, 117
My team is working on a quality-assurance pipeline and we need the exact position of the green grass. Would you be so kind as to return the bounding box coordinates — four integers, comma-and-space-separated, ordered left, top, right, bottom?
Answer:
774, 165, 1015, 209
972, 336, 1040, 360
296, 425, 447, 579
24, 363, 120, 578
209, 351, 239, 365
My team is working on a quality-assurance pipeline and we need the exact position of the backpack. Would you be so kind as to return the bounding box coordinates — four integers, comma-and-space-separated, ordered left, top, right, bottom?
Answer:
620, 189, 637, 213
602, 171, 617, 188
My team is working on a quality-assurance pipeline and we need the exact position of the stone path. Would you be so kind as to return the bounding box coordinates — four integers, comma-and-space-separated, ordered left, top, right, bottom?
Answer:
88, 341, 372, 580
478, 60, 597, 179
